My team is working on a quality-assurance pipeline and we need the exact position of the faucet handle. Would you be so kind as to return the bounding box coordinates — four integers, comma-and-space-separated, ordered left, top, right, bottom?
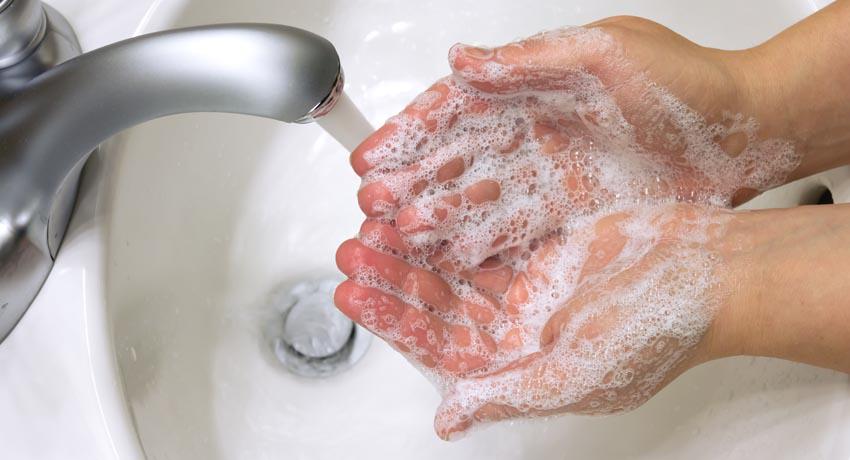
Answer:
0, 0, 80, 97
0, 0, 46, 69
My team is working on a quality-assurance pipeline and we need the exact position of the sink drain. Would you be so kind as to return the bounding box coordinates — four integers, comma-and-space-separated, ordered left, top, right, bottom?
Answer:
266, 276, 371, 378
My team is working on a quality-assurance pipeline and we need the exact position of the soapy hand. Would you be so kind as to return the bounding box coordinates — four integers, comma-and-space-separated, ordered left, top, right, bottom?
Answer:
337, 203, 731, 439
351, 20, 797, 272
337, 17, 800, 439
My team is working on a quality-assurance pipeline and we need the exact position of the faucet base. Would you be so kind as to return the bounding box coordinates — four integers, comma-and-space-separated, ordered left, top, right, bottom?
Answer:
0, 1, 81, 343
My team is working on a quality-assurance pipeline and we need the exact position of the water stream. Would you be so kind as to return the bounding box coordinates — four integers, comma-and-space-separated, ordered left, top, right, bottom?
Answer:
316, 92, 375, 152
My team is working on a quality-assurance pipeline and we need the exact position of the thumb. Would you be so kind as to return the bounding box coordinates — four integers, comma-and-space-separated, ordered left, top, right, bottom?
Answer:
448, 28, 615, 94
433, 351, 553, 440
433, 384, 485, 441
435, 379, 520, 441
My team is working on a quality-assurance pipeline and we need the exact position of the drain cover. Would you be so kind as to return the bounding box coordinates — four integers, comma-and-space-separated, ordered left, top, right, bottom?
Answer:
267, 276, 371, 378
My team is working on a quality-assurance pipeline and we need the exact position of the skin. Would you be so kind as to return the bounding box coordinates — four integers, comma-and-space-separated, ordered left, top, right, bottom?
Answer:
336, 0, 850, 440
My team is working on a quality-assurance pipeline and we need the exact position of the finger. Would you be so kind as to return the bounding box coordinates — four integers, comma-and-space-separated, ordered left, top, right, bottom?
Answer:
538, 217, 664, 349
412, 249, 507, 327
351, 123, 399, 176
358, 144, 469, 218
505, 272, 531, 315
337, 238, 411, 287
530, 122, 609, 209
530, 241, 563, 283
465, 256, 515, 295
336, 239, 459, 312
401, 80, 454, 131
357, 163, 426, 217
395, 178, 500, 237
448, 30, 611, 93
358, 219, 410, 255
436, 156, 466, 183
335, 280, 406, 337
433, 383, 488, 440
338, 238, 506, 336
334, 281, 446, 367
464, 179, 501, 204
441, 324, 496, 375
336, 281, 497, 375
471, 264, 513, 294
532, 122, 573, 155
578, 212, 630, 280
350, 79, 460, 177
357, 181, 399, 217
540, 293, 588, 348
339, 240, 508, 328
395, 205, 435, 234
433, 350, 552, 440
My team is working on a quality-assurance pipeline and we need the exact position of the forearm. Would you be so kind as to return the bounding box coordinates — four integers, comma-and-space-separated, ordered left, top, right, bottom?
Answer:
738, 0, 850, 180
711, 204, 850, 373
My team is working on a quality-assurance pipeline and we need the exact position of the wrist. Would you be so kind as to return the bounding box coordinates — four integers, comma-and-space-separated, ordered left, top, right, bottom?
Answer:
703, 205, 850, 373
729, 2, 850, 180
691, 208, 769, 364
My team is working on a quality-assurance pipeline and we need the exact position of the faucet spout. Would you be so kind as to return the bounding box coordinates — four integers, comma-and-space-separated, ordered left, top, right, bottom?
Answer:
0, 20, 342, 343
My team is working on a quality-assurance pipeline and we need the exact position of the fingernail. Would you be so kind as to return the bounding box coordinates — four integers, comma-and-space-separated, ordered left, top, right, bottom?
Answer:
459, 44, 494, 60
444, 428, 470, 442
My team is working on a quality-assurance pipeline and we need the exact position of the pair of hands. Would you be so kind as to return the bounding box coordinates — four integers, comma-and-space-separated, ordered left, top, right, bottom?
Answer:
335, 16, 812, 439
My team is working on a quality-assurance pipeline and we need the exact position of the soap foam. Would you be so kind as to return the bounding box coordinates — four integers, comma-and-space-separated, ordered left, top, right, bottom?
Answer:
349, 26, 799, 429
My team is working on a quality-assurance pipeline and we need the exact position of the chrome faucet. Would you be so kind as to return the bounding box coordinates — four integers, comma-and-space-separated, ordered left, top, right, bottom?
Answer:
0, 0, 343, 342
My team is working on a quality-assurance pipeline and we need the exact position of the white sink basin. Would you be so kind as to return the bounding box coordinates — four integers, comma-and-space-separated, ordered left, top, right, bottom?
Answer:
3, 0, 850, 458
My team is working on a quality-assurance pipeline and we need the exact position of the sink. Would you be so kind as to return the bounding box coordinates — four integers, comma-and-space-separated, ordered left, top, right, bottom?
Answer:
3, 0, 849, 458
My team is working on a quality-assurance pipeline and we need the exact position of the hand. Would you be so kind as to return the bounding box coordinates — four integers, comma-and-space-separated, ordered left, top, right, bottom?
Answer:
337, 17, 794, 440
336, 203, 735, 439
351, 18, 799, 272
336, 10, 850, 440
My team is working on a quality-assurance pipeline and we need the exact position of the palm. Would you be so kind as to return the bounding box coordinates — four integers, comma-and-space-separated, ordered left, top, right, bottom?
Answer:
428, 204, 728, 437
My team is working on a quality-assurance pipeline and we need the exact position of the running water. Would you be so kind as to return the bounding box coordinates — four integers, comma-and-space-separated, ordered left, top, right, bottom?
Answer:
317, 92, 375, 151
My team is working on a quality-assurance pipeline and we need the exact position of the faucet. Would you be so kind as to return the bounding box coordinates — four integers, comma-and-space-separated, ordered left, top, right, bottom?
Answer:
0, 0, 343, 342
